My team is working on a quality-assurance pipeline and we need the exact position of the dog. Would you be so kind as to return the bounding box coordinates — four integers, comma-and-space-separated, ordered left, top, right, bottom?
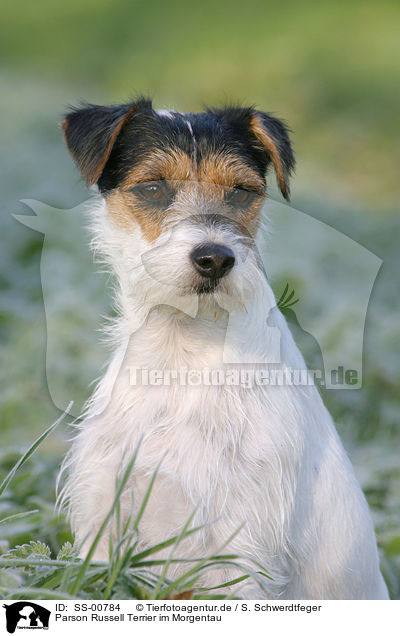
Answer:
57, 98, 388, 599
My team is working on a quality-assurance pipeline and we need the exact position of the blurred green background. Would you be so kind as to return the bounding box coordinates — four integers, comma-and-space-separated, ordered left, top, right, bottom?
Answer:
0, 0, 399, 597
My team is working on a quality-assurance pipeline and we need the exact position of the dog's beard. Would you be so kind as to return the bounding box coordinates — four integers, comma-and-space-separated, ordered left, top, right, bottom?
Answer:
140, 240, 259, 300
104, 215, 265, 319
192, 278, 220, 295
134, 259, 264, 325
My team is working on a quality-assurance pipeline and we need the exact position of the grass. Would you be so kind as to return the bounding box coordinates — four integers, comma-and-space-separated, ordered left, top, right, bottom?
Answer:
0, 404, 399, 599
0, 412, 270, 600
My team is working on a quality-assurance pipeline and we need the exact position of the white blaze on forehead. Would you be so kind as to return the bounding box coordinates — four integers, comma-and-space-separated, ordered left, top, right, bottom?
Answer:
157, 109, 197, 158
157, 109, 175, 119
185, 118, 197, 158
185, 119, 194, 137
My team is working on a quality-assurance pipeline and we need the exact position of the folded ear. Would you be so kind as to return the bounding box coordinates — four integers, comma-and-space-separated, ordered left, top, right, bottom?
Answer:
61, 101, 139, 186
249, 111, 295, 201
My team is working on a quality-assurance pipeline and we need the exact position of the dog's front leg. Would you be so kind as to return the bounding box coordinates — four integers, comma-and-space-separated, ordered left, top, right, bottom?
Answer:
60, 421, 135, 561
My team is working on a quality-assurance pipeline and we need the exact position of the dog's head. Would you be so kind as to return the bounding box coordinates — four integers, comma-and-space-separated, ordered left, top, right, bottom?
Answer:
62, 99, 294, 310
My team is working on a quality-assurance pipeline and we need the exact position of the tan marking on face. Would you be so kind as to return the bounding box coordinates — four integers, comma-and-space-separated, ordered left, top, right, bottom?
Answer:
106, 190, 165, 242
121, 148, 195, 189
236, 197, 264, 235
106, 147, 266, 241
198, 153, 265, 235
198, 153, 265, 195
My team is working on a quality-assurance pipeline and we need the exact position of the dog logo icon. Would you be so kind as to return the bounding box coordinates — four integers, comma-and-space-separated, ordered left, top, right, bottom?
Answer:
2, 602, 50, 633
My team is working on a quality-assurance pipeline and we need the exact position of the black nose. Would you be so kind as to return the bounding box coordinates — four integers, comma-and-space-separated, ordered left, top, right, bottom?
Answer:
191, 243, 235, 279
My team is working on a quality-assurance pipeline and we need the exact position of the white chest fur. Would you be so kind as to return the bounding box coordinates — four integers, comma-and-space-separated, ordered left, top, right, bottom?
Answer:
59, 210, 387, 598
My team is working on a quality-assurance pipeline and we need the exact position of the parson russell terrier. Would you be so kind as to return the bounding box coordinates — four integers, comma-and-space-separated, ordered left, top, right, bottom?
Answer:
57, 98, 388, 599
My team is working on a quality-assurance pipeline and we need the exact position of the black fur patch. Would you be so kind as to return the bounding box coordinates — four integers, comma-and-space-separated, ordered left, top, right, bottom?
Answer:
209, 106, 295, 193
62, 98, 295, 198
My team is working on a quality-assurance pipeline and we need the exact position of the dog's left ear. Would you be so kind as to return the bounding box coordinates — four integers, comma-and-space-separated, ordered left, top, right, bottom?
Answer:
248, 111, 295, 201
212, 107, 295, 200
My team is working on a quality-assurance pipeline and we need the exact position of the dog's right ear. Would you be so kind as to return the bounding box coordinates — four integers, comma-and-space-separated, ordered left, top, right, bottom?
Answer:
61, 101, 140, 186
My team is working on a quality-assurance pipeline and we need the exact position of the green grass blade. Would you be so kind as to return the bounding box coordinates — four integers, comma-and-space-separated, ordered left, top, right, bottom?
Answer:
283, 299, 299, 308
0, 557, 71, 568
0, 402, 73, 497
1, 586, 77, 600
0, 510, 39, 525
285, 289, 295, 304
279, 283, 289, 305
197, 573, 249, 591
132, 455, 164, 532
129, 524, 208, 563
69, 442, 142, 595
151, 508, 198, 598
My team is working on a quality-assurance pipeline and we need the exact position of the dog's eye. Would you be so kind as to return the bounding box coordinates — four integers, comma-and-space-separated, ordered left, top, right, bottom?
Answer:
225, 187, 252, 206
127, 181, 174, 209
136, 182, 165, 201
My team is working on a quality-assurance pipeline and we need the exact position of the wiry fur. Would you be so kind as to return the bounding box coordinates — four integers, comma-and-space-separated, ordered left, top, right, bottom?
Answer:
57, 102, 388, 600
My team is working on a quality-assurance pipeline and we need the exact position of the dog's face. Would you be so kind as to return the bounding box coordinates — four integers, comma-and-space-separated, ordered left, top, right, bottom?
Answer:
62, 99, 294, 306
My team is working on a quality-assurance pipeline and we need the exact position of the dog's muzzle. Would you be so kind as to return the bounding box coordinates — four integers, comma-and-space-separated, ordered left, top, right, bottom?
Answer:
191, 243, 235, 281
